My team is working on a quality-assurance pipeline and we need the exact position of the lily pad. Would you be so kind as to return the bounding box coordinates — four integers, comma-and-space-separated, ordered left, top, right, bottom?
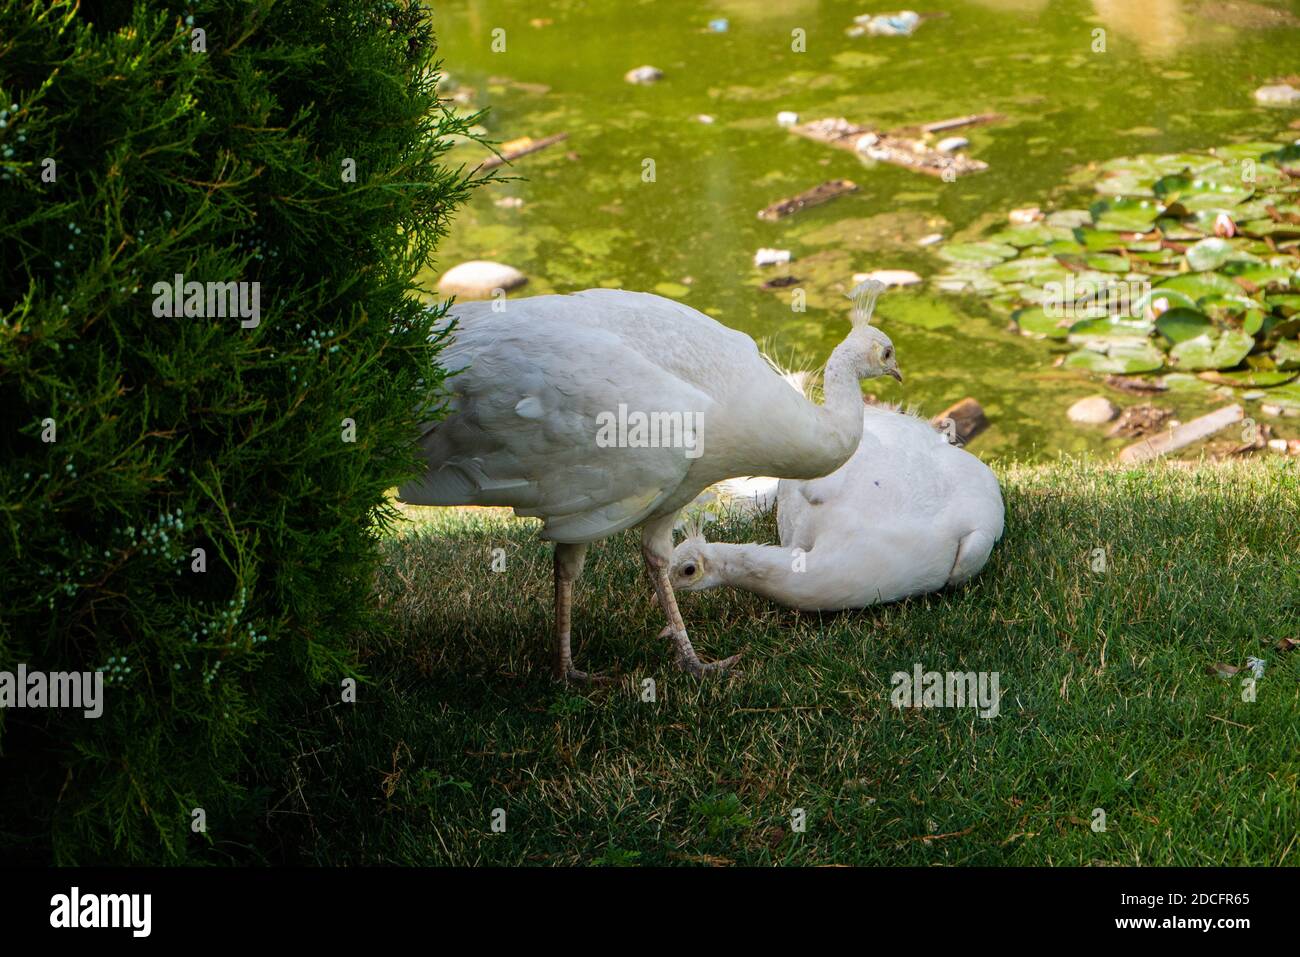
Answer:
988, 224, 1063, 247
1156, 272, 1243, 302
1085, 253, 1131, 273
1184, 237, 1236, 272
937, 242, 1018, 266
1090, 198, 1162, 231
1014, 307, 1070, 340
1153, 174, 1253, 210
1197, 369, 1297, 388
1155, 308, 1213, 344
1064, 340, 1165, 374
1274, 338, 1300, 370
1169, 329, 1255, 371
1067, 316, 1154, 342
987, 256, 1069, 284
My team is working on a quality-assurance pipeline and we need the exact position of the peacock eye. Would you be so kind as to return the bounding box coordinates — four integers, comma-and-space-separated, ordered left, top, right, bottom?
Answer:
683, 563, 697, 576
882, 347, 893, 361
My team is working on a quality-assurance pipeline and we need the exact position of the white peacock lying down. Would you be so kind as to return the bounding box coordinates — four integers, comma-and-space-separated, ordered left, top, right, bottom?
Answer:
398, 282, 901, 682
668, 391, 1005, 611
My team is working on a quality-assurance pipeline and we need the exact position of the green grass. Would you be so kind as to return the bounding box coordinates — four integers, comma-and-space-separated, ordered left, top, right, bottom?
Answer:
286, 458, 1300, 866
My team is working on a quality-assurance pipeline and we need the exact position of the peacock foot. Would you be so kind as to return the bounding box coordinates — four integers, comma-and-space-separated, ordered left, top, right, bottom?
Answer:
554, 666, 614, 686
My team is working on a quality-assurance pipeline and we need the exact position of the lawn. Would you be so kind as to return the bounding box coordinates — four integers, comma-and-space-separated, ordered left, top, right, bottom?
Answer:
287, 458, 1299, 866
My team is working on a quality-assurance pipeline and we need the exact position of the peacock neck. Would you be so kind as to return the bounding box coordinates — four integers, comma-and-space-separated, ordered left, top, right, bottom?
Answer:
708, 542, 823, 608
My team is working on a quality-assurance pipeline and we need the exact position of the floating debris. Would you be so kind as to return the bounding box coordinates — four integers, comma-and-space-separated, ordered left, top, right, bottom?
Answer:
1106, 404, 1172, 438
493, 196, 524, 209
754, 248, 792, 267
917, 233, 944, 246
707, 18, 729, 33
1008, 206, 1043, 225
854, 269, 922, 287
850, 11, 922, 37
761, 275, 800, 289
480, 133, 569, 171
758, 179, 859, 221
624, 65, 663, 85
777, 111, 800, 127
935, 135, 969, 153
1118, 404, 1243, 463
790, 116, 992, 179
1254, 83, 1300, 105
696, 114, 715, 124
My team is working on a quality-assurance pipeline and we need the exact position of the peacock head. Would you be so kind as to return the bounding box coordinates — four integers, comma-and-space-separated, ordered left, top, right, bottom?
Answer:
843, 279, 902, 383
669, 513, 724, 592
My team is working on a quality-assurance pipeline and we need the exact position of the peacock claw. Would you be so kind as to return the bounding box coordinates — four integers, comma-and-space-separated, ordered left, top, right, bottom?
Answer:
677, 651, 743, 677
555, 667, 614, 686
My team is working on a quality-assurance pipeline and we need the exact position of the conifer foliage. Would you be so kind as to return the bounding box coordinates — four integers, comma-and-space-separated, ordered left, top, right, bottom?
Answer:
0, 0, 480, 861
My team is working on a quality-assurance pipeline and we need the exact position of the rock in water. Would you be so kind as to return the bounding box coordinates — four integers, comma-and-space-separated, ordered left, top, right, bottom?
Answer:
1254, 83, 1300, 105
437, 261, 528, 299
1068, 395, 1120, 424
624, 65, 664, 85
853, 269, 922, 288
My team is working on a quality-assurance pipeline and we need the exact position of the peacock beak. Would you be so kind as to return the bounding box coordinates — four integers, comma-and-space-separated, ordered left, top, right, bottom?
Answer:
888, 367, 903, 383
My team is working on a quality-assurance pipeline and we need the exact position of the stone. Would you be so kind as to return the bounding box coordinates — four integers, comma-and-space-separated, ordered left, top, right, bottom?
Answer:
754, 248, 792, 267
624, 65, 663, 85
1068, 395, 1120, 424
437, 261, 527, 299
1254, 83, 1300, 105
853, 269, 922, 287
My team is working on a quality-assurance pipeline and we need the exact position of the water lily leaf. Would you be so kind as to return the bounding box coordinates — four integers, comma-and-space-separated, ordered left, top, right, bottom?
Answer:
1267, 294, 1300, 315
1072, 227, 1131, 252
1213, 142, 1283, 162
1153, 174, 1252, 209
1199, 295, 1267, 317
1014, 307, 1070, 339
1155, 308, 1213, 344
1085, 253, 1131, 273
1130, 247, 1180, 264
1259, 382, 1300, 411
1198, 369, 1296, 388
1046, 209, 1092, 228
1068, 316, 1154, 342
1152, 216, 1203, 241
1156, 272, 1243, 302
1090, 198, 1161, 231
937, 242, 1018, 266
1163, 372, 1216, 392
1169, 329, 1255, 370
1184, 237, 1236, 271
988, 224, 1064, 247
1274, 338, 1300, 370
1219, 260, 1294, 284
1261, 143, 1300, 171
1064, 341, 1165, 374
1094, 170, 1156, 197
1134, 287, 1199, 315
987, 256, 1069, 284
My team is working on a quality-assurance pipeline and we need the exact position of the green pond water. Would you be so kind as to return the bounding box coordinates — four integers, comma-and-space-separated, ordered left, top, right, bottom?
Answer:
425, 0, 1300, 461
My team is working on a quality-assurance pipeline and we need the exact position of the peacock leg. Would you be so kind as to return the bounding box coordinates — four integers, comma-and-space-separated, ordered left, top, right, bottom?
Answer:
553, 542, 608, 684
641, 519, 741, 676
